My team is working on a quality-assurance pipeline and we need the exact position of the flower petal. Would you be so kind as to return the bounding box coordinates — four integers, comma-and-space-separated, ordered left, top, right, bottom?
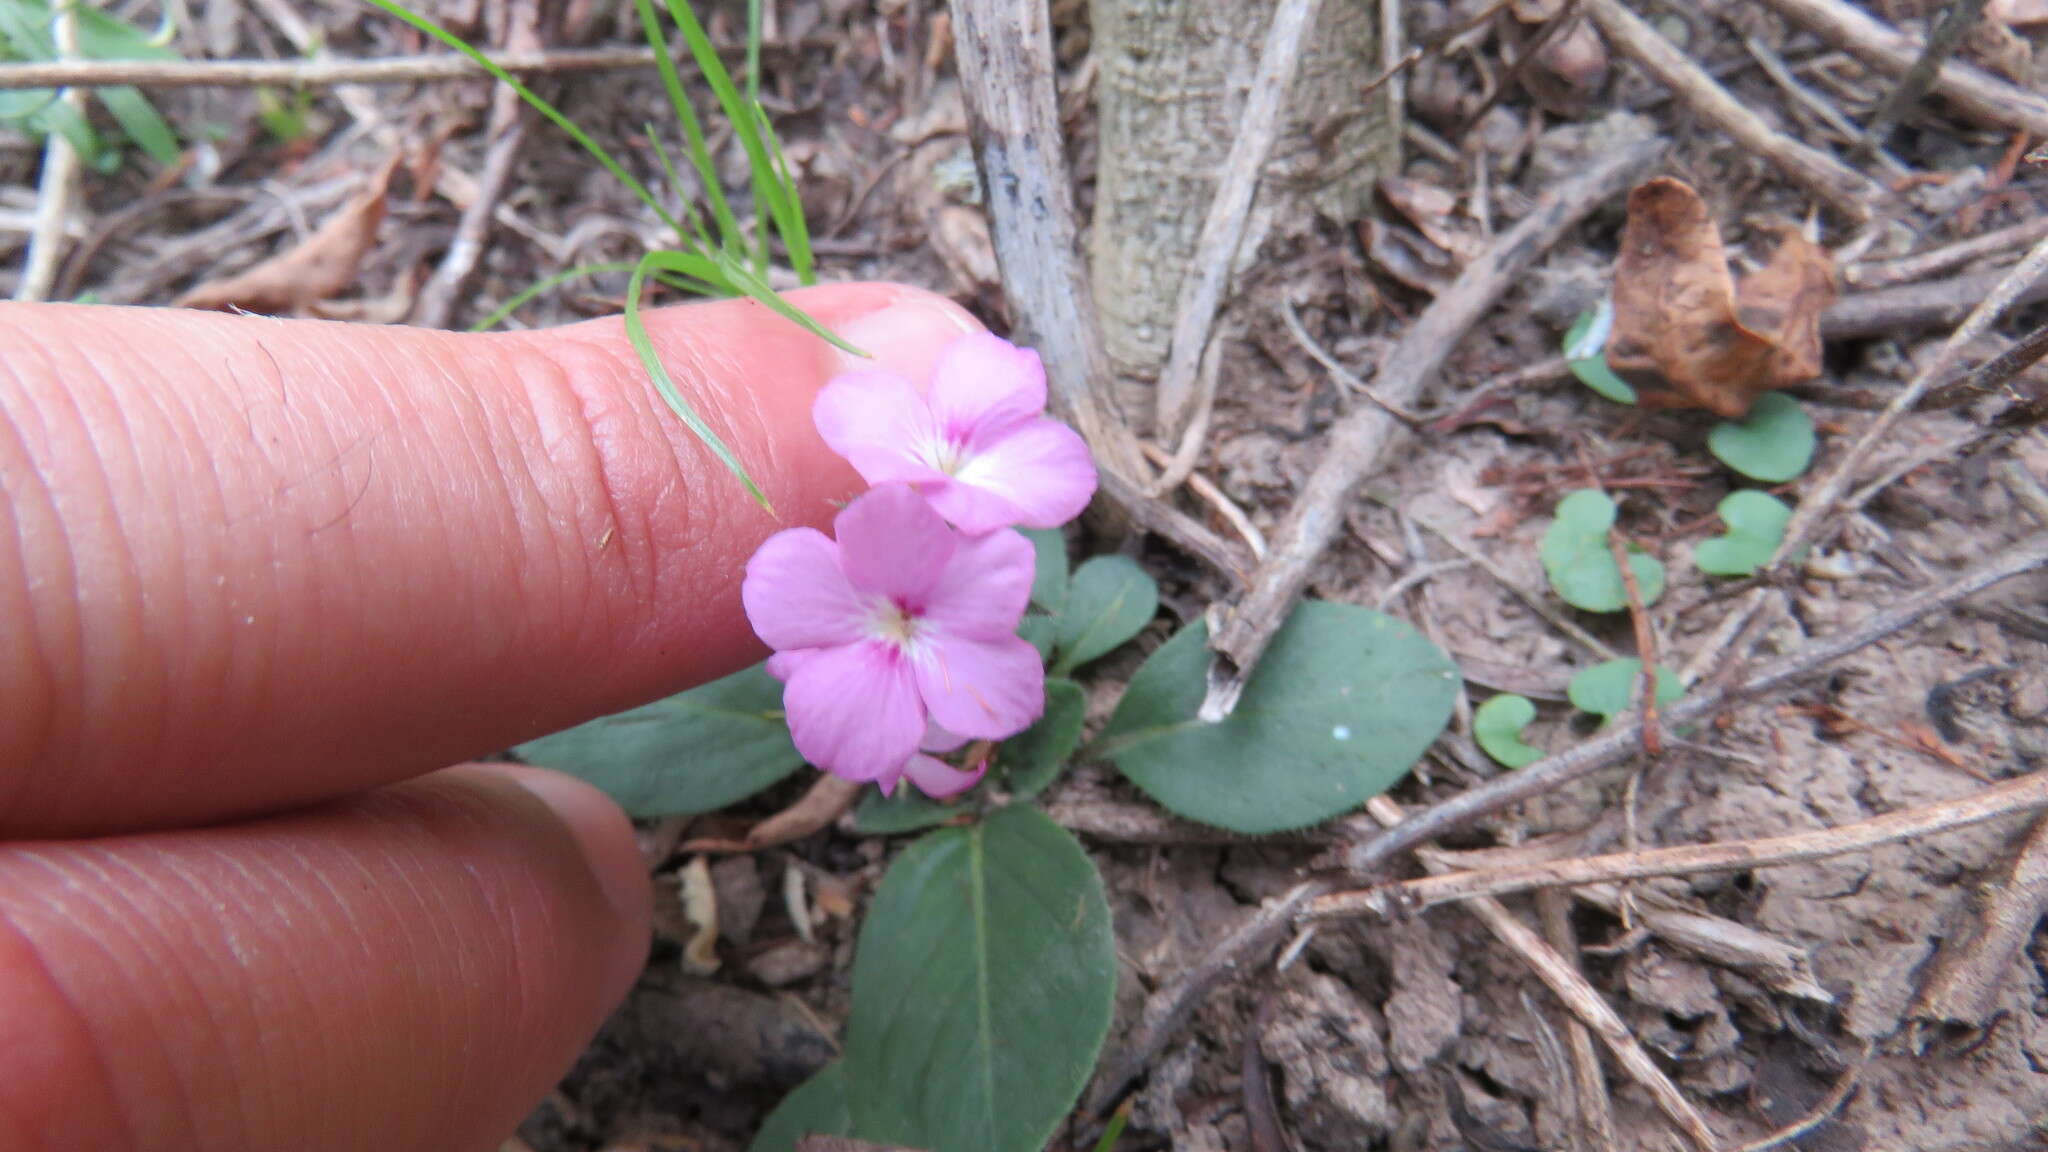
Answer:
926, 332, 1048, 442
765, 650, 819, 682
933, 418, 1098, 532
913, 633, 1045, 740
921, 721, 969, 753
923, 527, 1034, 639
834, 484, 957, 603
813, 369, 948, 486
742, 528, 868, 651
783, 641, 926, 782
902, 753, 987, 800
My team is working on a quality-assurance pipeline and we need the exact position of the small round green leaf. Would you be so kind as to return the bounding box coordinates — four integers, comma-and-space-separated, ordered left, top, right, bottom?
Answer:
1051, 555, 1159, 675
1474, 694, 1545, 768
1563, 302, 1638, 405
846, 808, 1115, 1152
1695, 490, 1793, 577
515, 662, 802, 817
749, 1063, 850, 1152
1707, 392, 1815, 483
1567, 658, 1683, 722
1539, 489, 1666, 613
1018, 613, 1058, 662
1095, 601, 1458, 833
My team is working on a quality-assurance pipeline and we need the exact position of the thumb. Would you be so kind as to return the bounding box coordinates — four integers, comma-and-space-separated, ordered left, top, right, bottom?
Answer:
0, 284, 980, 835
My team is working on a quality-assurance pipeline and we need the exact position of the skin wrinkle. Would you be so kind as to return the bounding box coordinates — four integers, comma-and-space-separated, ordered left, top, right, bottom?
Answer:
0, 383, 62, 814
500, 348, 611, 667
197, 841, 314, 1145
3, 846, 198, 1150
0, 857, 141, 1150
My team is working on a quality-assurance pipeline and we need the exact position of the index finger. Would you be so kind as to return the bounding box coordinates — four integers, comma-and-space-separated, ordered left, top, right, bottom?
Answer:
0, 284, 980, 836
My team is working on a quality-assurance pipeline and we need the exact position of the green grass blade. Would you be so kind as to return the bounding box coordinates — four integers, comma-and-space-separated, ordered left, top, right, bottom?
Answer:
363, 0, 684, 238
96, 85, 178, 164
623, 250, 772, 511
644, 122, 715, 251
468, 261, 637, 332
632, 0, 743, 255
757, 107, 813, 283
709, 251, 862, 356
745, 0, 761, 103
662, 0, 804, 275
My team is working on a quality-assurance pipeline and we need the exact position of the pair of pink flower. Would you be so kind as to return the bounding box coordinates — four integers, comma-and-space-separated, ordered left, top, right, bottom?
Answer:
742, 333, 1097, 798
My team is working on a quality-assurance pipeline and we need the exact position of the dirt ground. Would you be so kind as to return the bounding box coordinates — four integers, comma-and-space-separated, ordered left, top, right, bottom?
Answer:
8, 0, 2048, 1148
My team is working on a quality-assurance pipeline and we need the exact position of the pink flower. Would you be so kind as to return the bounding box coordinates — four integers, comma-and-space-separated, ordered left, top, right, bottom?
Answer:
813, 332, 1098, 534
742, 483, 1045, 798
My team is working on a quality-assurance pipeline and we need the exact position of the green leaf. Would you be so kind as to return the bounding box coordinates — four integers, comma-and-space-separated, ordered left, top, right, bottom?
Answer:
1708, 392, 1815, 483
1564, 301, 1637, 405
514, 663, 803, 817
1018, 614, 1058, 662
1474, 694, 1545, 769
95, 85, 179, 165
1023, 527, 1069, 615
1539, 489, 1665, 614
469, 261, 637, 332
846, 808, 1116, 1152
1696, 490, 1792, 577
1095, 601, 1457, 833
1051, 555, 1157, 676
851, 679, 1086, 835
749, 1063, 851, 1152
1567, 658, 1682, 722
624, 251, 771, 510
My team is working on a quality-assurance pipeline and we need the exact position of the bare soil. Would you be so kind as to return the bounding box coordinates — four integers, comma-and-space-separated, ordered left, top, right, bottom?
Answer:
8, 0, 2048, 1149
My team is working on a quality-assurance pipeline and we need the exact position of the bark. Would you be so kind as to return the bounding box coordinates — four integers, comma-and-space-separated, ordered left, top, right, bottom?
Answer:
1089, 0, 1397, 400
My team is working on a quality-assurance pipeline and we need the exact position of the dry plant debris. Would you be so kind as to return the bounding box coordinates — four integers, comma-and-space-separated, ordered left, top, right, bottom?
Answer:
1608, 178, 1838, 419
171, 154, 401, 314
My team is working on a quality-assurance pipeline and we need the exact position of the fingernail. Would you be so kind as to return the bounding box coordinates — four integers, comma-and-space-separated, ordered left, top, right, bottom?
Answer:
500, 766, 649, 927
833, 289, 982, 382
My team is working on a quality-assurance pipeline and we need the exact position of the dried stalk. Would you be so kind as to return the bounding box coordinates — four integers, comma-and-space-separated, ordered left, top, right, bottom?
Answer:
1154, 0, 1323, 438
1857, 0, 1993, 150
1537, 889, 1618, 1152
1316, 771, 2048, 916
1923, 317, 2048, 413
1906, 812, 2048, 1046
1773, 231, 2048, 568
1823, 266, 2048, 340
1582, 0, 1880, 221
1755, 0, 2048, 138
1343, 532, 2048, 875
1204, 127, 1662, 712
0, 46, 765, 90
15, 0, 82, 302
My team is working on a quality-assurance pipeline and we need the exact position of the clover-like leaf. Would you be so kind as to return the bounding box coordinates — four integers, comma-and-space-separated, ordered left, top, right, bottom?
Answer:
1568, 658, 1683, 722
1696, 490, 1792, 577
515, 662, 802, 817
1051, 555, 1158, 675
851, 679, 1086, 836
749, 1063, 851, 1152
1474, 694, 1545, 768
1540, 489, 1665, 613
1707, 392, 1814, 483
1564, 300, 1638, 404
846, 808, 1115, 1152
1095, 601, 1457, 834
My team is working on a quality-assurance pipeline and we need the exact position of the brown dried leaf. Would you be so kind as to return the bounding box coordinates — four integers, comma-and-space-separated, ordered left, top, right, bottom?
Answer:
679, 855, 721, 975
175, 156, 400, 313
681, 774, 863, 854
1608, 178, 1836, 419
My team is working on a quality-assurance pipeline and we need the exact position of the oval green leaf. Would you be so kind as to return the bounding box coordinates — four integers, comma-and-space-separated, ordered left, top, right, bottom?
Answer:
514, 662, 803, 817
1567, 658, 1682, 722
850, 679, 1086, 836
1022, 527, 1070, 614
1708, 392, 1815, 483
1051, 555, 1159, 675
1094, 601, 1458, 833
1696, 490, 1793, 577
1564, 302, 1638, 404
1474, 694, 1545, 769
1540, 489, 1665, 613
749, 1063, 851, 1152
845, 807, 1116, 1152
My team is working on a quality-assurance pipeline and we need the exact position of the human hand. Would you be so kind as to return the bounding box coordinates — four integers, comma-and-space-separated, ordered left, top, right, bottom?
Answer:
0, 284, 981, 1150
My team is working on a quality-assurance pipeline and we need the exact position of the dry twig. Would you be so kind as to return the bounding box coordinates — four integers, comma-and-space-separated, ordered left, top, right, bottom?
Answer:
1755, 0, 2048, 138
1317, 770, 2048, 916
1824, 266, 2048, 340
1537, 890, 1618, 1152
1204, 126, 1663, 714
0, 46, 673, 90
1153, 0, 1322, 438
1906, 812, 2048, 1048
1845, 218, 2048, 291
1856, 0, 1993, 151
1365, 798, 1718, 1152
1583, 0, 1881, 221
15, 0, 82, 303
1343, 532, 2048, 875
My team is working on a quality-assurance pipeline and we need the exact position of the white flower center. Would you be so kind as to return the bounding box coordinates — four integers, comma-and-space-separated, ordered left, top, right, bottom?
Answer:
869, 599, 925, 647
